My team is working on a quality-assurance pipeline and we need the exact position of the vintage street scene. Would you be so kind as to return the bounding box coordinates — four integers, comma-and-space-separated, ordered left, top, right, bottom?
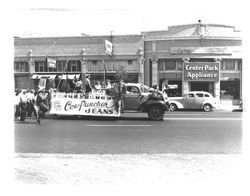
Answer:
11, 0, 247, 194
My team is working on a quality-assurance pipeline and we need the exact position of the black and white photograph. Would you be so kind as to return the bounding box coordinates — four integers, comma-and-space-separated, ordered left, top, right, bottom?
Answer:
2, 0, 250, 195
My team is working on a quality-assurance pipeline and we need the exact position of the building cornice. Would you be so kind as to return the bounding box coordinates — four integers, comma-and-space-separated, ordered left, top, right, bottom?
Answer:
144, 36, 241, 42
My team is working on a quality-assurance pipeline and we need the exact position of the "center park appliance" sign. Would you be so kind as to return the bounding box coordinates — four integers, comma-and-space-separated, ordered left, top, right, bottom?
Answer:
183, 62, 219, 81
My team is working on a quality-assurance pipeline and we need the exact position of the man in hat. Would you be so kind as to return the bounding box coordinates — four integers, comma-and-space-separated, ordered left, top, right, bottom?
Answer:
73, 75, 82, 93
18, 89, 28, 121
85, 74, 92, 93
26, 89, 35, 117
34, 87, 48, 124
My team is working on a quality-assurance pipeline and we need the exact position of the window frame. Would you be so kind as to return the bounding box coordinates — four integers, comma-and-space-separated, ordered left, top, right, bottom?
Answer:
14, 62, 29, 72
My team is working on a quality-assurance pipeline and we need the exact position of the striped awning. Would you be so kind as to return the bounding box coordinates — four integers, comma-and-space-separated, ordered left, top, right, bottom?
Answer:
31, 74, 57, 79
60, 74, 80, 80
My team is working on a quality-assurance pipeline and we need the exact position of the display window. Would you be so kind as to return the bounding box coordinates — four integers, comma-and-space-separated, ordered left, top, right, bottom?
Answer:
220, 80, 240, 99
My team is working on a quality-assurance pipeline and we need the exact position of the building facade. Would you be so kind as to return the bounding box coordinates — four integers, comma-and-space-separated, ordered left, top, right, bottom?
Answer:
143, 22, 242, 105
14, 22, 242, 105
14, 34, 144, 90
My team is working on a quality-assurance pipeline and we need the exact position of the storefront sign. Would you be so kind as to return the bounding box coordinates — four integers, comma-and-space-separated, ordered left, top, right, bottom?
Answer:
50, 94, 120, 117
38, 78, 47, 89
168, 84, 178, 89
184, 62, 219, 81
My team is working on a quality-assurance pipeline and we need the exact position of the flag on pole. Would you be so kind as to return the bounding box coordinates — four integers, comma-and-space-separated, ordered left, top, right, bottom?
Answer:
47, 57, 56, 68
105, 40, 113, 55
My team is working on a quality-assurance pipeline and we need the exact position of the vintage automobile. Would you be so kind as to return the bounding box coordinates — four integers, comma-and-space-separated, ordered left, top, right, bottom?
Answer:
123, 83, 169, 120
168, 91, 218, 112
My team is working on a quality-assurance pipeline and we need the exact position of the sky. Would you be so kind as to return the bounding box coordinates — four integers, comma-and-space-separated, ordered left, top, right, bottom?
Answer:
10, 0, 246, 37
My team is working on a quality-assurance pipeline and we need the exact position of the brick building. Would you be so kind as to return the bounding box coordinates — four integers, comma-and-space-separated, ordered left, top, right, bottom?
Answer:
14, 34, 144, 90
14, 22, 242, 105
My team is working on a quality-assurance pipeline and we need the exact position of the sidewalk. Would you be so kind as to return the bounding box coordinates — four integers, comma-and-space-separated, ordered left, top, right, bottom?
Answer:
215, 104, 242, 112
15, 153, 242, 186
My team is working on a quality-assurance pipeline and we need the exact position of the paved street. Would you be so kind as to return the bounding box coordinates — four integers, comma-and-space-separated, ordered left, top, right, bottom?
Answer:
15, 111, 242, 154
14, 111, 243, 187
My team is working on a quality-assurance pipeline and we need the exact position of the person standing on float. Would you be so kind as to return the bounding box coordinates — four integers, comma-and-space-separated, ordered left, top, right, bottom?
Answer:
34, 87, 48, 124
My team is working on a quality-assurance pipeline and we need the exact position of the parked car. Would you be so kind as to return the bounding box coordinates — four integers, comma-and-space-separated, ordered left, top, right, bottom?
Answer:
123, 83, 169, 120
169, 91, 218, 112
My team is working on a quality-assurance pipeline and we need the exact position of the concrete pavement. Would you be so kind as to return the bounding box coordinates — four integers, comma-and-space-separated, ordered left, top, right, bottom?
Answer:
15, 153, 243, 186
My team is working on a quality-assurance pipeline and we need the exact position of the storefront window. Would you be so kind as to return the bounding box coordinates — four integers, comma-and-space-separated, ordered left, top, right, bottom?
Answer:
48, 67, 56, 72
14, 63, 19, 71
35, 62, 45, 72
237, 60, 242, 70
67, 61, 80, 72
57, 61, 65, 72
158, 59, 165, 70
39, 63, 44, 72
220, 80, 240, 99
14, 62, 29, 72
176, 60, 183, 70
165, 60, 176, 70
158, 59, 178, 70
223, 60, 235, 70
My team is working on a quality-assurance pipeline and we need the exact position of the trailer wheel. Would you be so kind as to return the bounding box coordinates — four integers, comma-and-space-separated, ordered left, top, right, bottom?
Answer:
148, 105, 164, 121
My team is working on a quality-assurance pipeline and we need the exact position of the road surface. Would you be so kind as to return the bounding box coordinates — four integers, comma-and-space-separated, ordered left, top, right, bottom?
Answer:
15, 111, 242, 154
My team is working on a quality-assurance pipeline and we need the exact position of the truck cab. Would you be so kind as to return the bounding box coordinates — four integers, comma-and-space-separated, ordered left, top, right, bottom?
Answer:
122, 83, 169, 120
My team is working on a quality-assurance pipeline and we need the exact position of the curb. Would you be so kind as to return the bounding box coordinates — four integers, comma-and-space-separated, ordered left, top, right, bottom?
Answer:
215, 106, 241, 112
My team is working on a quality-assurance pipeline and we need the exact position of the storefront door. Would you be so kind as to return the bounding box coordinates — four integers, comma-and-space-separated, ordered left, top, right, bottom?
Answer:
190, 82, 209, 92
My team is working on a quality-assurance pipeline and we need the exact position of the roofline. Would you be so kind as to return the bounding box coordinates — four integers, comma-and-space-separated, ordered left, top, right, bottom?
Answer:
144, 36, 242, 41
169, 23, 236, 29
142, 23, 241, 34
14, 34, 143, 40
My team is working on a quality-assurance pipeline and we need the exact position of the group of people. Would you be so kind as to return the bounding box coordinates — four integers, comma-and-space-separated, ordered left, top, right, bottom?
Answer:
14, 87, 49, 124
62, 74, 113, 94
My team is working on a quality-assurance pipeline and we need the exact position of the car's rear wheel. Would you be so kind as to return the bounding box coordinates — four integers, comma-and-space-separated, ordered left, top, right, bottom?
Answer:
203, 104, 212, 112
148, 105, 164, 121
169, 103, 178, 111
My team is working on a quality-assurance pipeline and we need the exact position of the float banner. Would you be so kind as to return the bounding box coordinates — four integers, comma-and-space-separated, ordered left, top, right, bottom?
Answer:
50, 96, 120, 117
184, 62, 219, 81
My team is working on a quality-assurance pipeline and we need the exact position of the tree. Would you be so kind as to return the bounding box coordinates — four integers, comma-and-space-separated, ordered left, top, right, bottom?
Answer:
115, 65, 128, 83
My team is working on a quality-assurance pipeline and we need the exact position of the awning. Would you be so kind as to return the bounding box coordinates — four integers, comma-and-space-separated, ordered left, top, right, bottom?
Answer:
37, 75, 50, 79
60, 74, 80, 80
49, 75, 57, 80
31, 74, 38, 79
31, 74, 57, 80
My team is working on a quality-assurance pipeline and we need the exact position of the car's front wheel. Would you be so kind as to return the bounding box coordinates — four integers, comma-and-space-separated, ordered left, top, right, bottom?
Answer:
148, 105, 164, 121
169, 103, 178, 111
203, 104, 212, 112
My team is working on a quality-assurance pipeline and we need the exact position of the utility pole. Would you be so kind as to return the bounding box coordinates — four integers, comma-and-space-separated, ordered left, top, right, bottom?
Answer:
81, 48, 87, 93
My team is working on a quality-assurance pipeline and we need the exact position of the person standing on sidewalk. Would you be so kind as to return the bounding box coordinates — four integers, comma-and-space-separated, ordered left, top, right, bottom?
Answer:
14, 89, 21, 119
19, 89, 28, 120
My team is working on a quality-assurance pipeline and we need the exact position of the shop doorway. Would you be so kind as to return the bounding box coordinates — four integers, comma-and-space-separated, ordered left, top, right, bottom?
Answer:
190, 82, 210, 92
